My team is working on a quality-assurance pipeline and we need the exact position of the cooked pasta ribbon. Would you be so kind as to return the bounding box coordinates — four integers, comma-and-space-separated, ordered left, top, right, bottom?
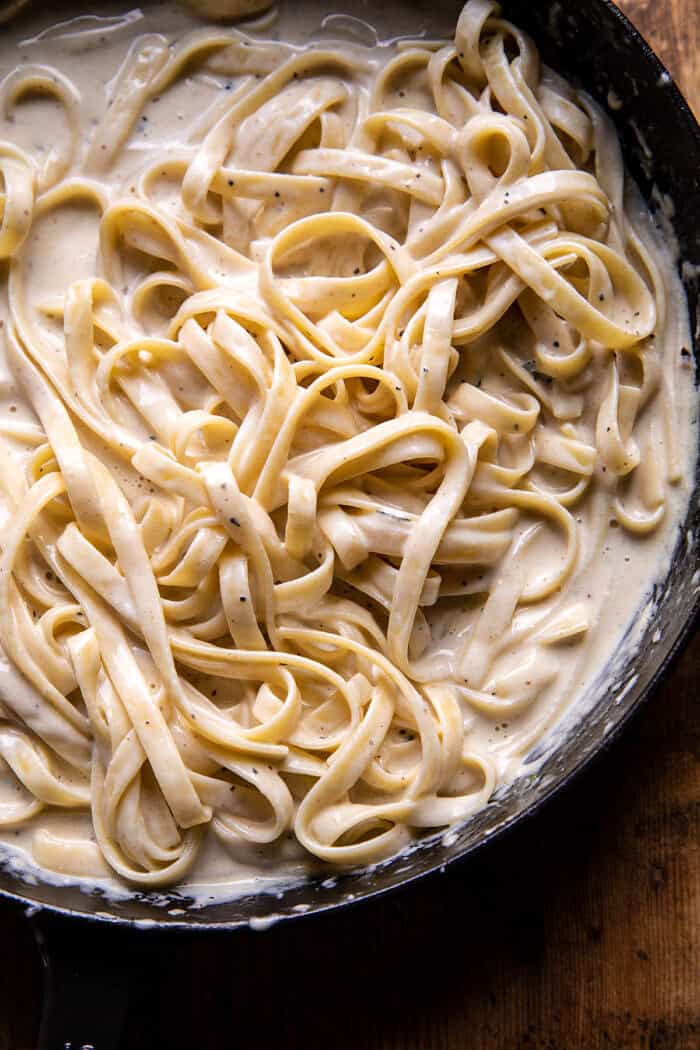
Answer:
0, 0, 688, 888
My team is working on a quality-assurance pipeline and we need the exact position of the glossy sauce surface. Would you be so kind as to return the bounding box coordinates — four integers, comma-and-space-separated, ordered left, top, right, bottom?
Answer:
0, 1, 694, 901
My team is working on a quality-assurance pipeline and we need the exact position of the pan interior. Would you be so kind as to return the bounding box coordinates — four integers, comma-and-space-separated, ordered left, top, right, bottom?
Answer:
0, 0, 697, 929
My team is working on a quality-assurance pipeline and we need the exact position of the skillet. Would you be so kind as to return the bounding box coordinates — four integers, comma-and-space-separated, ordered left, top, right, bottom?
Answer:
0, 1, 697, 1046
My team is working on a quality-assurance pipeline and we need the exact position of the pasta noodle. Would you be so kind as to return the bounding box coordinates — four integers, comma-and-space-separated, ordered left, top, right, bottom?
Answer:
0, 0, 692, 889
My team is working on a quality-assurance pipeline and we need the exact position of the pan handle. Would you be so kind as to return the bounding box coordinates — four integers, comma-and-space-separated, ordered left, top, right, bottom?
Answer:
31, 913, 143, 1050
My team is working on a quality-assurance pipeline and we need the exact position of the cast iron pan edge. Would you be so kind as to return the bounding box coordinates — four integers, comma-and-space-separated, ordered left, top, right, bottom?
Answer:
1, 0, 698, 931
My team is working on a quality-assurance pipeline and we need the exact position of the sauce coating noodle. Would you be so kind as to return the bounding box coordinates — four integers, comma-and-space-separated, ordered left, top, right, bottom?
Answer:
0, 0, 693, 889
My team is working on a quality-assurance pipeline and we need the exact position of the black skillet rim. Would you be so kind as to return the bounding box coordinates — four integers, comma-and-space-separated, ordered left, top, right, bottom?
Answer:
0, 0, 698, 932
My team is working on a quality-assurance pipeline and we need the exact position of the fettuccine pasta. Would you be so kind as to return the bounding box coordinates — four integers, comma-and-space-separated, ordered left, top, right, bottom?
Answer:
0, 0, 693, 890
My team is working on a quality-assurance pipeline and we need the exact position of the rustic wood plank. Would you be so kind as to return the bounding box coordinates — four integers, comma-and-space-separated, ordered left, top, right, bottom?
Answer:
619, 0, 699, 114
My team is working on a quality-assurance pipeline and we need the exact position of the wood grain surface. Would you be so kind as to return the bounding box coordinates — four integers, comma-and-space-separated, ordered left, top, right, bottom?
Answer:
0, 2, 698, 1049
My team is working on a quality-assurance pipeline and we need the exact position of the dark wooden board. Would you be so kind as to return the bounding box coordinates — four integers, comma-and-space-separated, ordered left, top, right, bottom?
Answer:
0, 2, 697, 1048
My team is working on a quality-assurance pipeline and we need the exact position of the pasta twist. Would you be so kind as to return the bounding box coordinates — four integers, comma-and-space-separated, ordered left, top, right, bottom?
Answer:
0, 0, 688, 887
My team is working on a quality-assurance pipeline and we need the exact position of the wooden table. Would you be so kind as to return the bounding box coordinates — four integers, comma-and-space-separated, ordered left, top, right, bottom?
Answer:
0, 2, 698, 1048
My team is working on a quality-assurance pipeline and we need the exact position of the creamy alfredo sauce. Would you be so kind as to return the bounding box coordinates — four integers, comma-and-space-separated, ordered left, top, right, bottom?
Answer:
0, 0, 695, 903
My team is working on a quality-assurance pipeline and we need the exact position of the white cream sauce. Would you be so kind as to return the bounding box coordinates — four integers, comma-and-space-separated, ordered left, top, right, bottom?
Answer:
0, 1, 695, 905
